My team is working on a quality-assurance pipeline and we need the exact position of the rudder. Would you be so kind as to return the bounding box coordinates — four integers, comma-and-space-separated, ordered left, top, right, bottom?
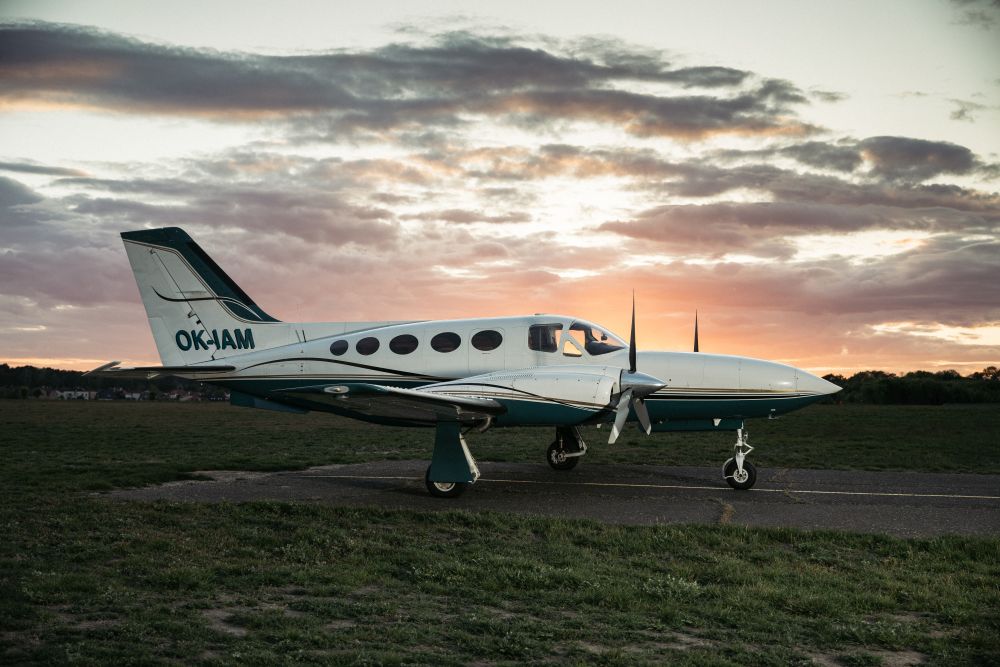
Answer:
121, 227, 285, 365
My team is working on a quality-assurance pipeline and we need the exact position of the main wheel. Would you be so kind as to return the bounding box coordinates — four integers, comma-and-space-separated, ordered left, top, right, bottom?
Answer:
547, 441, 579, 471
425, 467, 468, 498
723, 458, 757, 491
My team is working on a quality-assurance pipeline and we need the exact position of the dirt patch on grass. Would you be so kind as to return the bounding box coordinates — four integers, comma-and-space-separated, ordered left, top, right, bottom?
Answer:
202, 608, 248, 637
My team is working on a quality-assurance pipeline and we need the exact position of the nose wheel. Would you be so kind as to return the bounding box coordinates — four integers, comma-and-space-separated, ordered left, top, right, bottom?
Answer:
723, 428, 756, 490
546, 426, 586, 471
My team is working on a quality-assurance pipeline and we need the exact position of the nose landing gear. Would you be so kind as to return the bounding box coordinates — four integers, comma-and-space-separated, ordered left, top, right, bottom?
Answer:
547, 426, 587, 471
723, 427, 756, 490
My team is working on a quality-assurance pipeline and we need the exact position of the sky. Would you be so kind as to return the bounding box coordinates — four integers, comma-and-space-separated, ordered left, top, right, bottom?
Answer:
0, 0, 998, 374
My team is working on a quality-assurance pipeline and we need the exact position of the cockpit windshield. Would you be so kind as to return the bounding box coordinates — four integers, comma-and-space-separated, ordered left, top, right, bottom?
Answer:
569, 320, 626, 356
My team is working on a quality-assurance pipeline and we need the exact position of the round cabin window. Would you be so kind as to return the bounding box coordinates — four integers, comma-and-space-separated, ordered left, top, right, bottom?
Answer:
471, 330, 503, 351
356, 337, 380, 356
389, 334, 419, 355
430, 332, 461, 353
330, 340, 348, 356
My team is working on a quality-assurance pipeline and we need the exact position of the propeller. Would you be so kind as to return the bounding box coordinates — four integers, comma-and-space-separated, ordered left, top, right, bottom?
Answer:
693, 310, 699, 353
608, 295, 666, 444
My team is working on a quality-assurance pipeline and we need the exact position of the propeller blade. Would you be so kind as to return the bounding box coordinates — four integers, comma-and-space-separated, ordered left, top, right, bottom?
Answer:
693, 310, 699, 353
633, 397, 652, 434
629, 293, 637, 373
608, 388, 633, 444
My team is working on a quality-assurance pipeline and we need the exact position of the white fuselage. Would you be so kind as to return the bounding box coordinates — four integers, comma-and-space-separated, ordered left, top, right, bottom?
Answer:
194, 314, 837, 423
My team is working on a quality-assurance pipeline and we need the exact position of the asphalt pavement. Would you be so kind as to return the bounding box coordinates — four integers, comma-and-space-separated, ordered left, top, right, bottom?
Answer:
108, 460, 1000, 538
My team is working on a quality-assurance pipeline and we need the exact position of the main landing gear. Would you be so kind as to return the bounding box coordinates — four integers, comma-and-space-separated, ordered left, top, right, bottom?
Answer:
546, 426, 587, 471
425, 422, 480, 498
722, 427, 756, 490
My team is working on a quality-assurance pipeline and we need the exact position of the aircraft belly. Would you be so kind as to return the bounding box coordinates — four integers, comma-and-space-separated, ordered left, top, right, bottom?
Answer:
492, 399, 599, 426
645, 393, 826, 421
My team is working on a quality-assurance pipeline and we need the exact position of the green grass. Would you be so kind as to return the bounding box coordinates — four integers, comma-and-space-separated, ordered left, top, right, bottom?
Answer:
1, 400, 998, 665
1, 402, 997, 499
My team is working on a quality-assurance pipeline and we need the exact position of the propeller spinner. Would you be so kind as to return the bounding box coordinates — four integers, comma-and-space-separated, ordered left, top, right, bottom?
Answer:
608, 296, 666, 444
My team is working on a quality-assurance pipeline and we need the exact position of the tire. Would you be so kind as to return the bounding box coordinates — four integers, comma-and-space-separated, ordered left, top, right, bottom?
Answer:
547, 441, 579, 471
723, 458, 756, 491
425, 467, 468, 498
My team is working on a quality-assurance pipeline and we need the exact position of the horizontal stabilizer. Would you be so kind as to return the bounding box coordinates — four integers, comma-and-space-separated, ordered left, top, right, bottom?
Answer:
84, 361, 235, 379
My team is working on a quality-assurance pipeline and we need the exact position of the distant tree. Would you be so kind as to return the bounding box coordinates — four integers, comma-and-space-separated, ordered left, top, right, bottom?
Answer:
971, 366, 999, 381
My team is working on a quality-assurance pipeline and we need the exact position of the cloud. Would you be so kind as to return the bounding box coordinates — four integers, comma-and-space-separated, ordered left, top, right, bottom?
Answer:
0, 160, 87, 177
780, 141, 862, 172
0, 22, 812, 140
859, 136, 979, 182
599, 202, 920, 258
949, 98, 990, 122
950, 0, 1000, 31
403, 208, 531, 224
0, 175, 42, 206
1, 22, 998, 374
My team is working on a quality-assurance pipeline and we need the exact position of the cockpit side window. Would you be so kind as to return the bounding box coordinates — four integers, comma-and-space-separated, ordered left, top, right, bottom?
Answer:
570, 321, 626, 356
528, 324, 562, 352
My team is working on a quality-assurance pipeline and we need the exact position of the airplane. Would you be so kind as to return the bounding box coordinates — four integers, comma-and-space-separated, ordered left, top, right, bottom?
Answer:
89, 227, 841, 498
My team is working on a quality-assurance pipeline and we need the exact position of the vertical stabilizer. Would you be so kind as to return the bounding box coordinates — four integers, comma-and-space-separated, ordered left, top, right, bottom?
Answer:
121, 227, 289, 365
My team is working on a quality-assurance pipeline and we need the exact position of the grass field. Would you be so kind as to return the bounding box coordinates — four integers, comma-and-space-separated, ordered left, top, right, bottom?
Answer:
1, 400, 998, 665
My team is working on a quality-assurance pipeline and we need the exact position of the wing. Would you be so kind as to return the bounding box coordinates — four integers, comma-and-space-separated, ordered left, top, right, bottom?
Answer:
277, 383, 506, 425
84, 360, 236, 380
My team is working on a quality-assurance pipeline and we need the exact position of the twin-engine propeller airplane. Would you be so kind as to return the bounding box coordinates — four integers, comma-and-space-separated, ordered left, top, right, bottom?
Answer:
90, 227, 841, 497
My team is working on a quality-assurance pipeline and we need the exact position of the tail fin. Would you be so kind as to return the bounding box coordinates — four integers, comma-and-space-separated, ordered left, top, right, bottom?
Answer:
121, 227, 283, 366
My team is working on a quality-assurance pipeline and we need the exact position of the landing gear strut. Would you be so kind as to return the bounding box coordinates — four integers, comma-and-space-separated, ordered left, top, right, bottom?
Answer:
425, 422, 479, 498
723, 427, 756, 490
547, 426, 587, 471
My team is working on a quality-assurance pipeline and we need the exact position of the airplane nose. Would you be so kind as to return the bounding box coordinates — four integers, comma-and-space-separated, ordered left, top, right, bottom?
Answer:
797, 371, 842, 396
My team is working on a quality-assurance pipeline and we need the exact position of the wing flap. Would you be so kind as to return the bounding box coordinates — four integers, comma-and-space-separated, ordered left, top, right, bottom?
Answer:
277, 383, 505, 425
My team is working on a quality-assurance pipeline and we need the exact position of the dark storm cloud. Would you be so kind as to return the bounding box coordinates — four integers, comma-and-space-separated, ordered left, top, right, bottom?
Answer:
0, 22, 811, 140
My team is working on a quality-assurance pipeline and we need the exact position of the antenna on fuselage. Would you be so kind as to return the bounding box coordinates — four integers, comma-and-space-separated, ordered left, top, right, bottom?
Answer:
693, 310, 700, 352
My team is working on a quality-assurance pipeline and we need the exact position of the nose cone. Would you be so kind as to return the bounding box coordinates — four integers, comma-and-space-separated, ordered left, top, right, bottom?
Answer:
798, 371, 842, 396
621, 370, 666, 398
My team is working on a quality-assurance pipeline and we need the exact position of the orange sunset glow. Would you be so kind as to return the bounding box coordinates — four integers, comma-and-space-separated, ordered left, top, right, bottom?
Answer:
0, 2, 998, 376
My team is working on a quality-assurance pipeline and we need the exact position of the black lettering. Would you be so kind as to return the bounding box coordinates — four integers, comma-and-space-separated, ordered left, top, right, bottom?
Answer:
175, 330, 192, 351
191, 330, 209, 350
234, 328, 255, 349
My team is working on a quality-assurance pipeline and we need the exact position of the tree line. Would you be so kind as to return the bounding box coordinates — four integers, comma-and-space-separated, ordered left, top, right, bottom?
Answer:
0, 363, 207, 400
821, 368, 1000, 405
1, 363, 998, 404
